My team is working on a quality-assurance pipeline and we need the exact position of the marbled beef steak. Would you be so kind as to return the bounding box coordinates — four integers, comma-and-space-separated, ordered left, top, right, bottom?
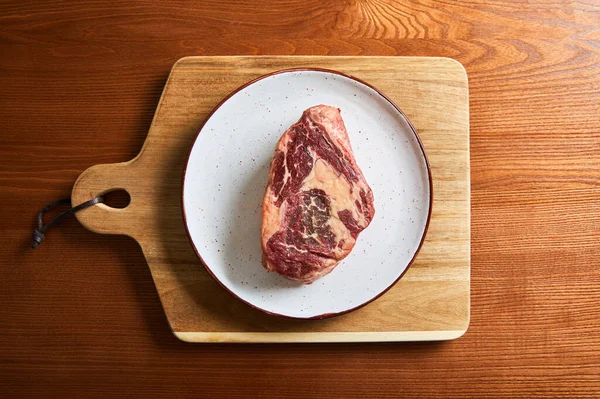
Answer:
261, 105, 375, 284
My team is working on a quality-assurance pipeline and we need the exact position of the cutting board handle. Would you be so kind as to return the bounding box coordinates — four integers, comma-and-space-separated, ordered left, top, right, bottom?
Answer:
71, 161, 141, 238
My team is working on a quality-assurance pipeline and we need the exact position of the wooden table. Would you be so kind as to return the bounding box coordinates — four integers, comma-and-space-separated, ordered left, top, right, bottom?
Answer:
1, 1, 598, 397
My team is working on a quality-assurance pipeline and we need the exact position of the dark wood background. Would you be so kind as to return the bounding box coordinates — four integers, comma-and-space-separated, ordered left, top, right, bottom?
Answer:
1, 1, 599, 397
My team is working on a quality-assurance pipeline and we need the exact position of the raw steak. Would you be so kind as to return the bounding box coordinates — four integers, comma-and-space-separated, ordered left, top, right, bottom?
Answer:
261, 105, 375, 284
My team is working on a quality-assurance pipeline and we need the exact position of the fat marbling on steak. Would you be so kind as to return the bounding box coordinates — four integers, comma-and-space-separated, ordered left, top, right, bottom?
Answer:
261, 105, 375, 284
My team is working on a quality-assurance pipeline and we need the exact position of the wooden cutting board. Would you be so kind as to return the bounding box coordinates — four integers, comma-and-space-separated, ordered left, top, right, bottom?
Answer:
72, 56, 470, 343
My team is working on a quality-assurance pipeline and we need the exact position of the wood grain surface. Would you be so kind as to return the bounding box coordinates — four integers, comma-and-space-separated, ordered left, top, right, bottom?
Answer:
71, 56, 470, 342
0, 0, 599, 397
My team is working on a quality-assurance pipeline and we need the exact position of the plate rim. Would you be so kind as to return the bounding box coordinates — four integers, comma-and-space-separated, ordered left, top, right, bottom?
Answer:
181, 67, 433, 320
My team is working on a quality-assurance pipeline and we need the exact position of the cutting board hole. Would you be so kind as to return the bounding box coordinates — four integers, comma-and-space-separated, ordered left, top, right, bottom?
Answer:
102, 189, 130, 209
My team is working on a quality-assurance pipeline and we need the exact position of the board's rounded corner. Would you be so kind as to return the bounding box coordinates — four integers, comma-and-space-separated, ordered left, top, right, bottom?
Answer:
448, 328, 469, 340
173, 331, 195, 343
438, 57, 468, 84
448, 318, 471, 341
171, 56, 195, 73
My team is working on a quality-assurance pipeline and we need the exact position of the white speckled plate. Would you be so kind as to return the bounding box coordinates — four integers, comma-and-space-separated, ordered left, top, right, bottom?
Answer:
182, 69, 432, 319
